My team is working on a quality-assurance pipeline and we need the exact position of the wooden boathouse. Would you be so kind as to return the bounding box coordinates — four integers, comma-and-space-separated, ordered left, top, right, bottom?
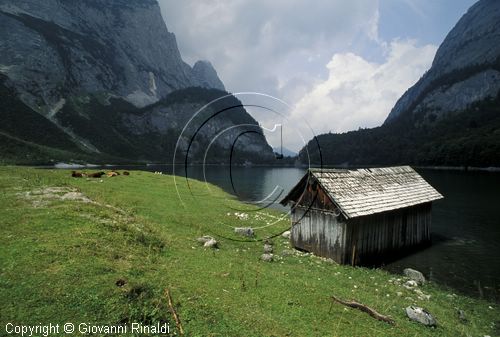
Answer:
280, 166, 443, 265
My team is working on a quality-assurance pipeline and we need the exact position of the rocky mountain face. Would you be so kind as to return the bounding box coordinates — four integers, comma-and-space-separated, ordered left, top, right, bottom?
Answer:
192, 61, 225, 91
0, 0, 225, 110
0, 0, 274, 164
300, 0, 500, 167
385, 0, 500, 124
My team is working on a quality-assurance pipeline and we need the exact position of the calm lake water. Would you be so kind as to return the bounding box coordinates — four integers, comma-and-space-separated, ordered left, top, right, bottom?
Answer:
97, 165, 500, 301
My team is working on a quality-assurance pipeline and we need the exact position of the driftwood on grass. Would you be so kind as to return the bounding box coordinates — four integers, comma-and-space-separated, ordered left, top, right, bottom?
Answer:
331, 295, 395, 325
165, 288, 184, 335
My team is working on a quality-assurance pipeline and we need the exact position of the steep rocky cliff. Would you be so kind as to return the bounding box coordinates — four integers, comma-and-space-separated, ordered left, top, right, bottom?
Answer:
300, 0, 500, 167
0, 0, 273, 164
385, 0, 500, 124
0, 0, 225, 110
192, 61, 225, 92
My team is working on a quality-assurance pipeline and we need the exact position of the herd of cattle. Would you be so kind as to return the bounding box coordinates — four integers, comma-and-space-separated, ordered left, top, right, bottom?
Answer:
71, 170, 130, 178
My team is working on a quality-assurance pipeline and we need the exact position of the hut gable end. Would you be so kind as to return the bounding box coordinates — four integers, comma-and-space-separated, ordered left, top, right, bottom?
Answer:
279, 172, 340, 214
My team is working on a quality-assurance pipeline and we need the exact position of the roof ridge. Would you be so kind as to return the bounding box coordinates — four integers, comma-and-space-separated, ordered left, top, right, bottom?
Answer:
308, 165, 413, 174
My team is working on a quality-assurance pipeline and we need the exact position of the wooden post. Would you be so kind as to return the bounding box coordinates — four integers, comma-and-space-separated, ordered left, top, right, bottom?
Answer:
351, 244, 356, 266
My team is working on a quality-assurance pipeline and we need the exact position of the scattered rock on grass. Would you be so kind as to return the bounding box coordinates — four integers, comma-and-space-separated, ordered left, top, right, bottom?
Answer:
197, 235, 215, 244
414, 289, 431, 300
404, 268, 426, 285
457, 309, 468, 323
404, 280, 418, 289
234, 227, 254, 237
234, 212, 249, 220
197, 235, 218, 248
263, 244, 273, 254
405, 306, 436, 326
282, 230, 291, 239
261, 253, 273, 262
280, 249, 295, 257
204, 238, 218, 249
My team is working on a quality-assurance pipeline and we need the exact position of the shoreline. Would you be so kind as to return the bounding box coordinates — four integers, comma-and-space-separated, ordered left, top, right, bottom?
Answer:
414, 165, 500, 172
21, 162, 500, 172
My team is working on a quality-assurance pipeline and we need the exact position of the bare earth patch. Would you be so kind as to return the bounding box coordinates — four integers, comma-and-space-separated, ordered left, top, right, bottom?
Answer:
17, 187, 90, 207
16, 187, 123, 214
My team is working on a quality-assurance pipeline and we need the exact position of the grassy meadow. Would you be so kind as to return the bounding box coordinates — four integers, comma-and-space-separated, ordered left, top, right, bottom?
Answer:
0, 166, 498, 336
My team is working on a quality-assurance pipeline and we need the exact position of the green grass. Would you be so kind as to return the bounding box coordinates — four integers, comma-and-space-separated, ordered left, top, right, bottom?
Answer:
0, 166, 498, 336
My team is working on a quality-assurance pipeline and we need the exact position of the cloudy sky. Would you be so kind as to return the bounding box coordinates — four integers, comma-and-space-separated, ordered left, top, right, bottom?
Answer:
158, 0, 476, 151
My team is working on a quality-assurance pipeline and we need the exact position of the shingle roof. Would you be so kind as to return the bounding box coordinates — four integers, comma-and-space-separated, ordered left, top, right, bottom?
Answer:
283, 166, 443, 219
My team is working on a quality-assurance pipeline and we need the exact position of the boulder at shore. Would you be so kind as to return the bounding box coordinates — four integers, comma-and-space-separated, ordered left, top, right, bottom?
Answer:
404, 268, 426, 285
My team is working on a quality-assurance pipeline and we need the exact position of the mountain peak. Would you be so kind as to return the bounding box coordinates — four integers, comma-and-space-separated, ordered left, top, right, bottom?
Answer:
0, 0, 226, 110
192, 60, 225, 91
385, 0, 500, 124
431, 0, 500, 75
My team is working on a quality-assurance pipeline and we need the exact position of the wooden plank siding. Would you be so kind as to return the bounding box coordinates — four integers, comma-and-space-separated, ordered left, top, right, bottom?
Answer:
291, 207, 347, 263
345, 202, 432, 265
290, 202, 432, 265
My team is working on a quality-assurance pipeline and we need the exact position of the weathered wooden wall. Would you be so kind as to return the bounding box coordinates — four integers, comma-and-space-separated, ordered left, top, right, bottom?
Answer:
290, 207, 347, 263
346, 202, 432, 265
290, 202, 432, 265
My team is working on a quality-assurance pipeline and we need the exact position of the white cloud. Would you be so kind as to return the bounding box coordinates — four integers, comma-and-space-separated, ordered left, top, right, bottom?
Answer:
158, 0, 381, 101
288, 40, 437, 147
158, 1, 438, 151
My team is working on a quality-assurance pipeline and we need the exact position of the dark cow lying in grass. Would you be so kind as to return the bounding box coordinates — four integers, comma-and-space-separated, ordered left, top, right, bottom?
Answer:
71, 171, 86, 178
87, 171, 105, 178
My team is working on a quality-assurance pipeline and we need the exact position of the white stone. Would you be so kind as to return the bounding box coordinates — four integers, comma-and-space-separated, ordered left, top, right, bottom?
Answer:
234, 227, 254, 237
261, 253, 273, 262
203, 238, 218, 249
405, 306, 436, 326
281, 230, 291, 239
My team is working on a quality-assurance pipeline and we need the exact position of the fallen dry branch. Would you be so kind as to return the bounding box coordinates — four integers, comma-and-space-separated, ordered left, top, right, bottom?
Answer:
165, 288, 184, 335
331, 295, 395, 325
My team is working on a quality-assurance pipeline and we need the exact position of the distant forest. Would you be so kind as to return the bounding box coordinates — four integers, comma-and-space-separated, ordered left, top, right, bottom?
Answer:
299, 92, 500, 168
